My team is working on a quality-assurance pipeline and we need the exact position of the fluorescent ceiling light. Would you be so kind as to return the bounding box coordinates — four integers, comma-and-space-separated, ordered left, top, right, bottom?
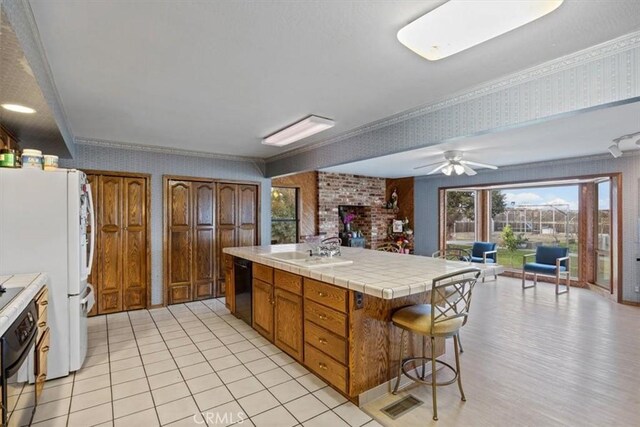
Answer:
1, 103, 36, 114
263, 115, 335, 147
397, 0, 564, 61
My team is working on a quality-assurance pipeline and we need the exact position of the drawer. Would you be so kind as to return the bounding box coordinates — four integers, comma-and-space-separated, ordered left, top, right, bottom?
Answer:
37, 306, 48, 340
304, 300, 347, 338
304, 279, 347, 313
305, 343, 348, 393
253, 263, 273, 284
35, 328, 50, 400
35, 287, 48, 318
275, 270, 302, 295
304, 320, 347, 364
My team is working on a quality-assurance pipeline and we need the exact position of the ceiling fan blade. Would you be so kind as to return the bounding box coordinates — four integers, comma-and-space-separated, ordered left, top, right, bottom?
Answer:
413, 161, 444, 170
460, 163, 477, 176
426, 162, 449, 175
460, 160, 498, 170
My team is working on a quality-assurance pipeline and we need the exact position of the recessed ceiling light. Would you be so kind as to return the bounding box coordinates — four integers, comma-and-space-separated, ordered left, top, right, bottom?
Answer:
263, 115, 335, 147
397, 0, 564, 61
1, 103, 36, 114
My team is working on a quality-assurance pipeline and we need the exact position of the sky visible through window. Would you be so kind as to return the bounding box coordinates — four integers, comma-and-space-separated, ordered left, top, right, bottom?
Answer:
503, 182, 610, 211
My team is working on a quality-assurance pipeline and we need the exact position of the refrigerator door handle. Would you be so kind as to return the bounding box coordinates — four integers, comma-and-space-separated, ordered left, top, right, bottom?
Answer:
81, 284, 95, 313
87, 183, 96, 276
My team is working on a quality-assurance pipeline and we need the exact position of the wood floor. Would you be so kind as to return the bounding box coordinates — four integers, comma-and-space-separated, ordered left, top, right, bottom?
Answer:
363, 276, 640, 426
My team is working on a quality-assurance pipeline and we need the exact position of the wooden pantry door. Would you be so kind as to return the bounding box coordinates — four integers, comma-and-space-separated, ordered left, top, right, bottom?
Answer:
87, 171, 150, 315
165, 177, 215, 305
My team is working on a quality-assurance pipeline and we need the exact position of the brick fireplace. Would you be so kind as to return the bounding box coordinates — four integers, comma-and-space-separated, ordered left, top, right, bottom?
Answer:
318, 172, 396, 249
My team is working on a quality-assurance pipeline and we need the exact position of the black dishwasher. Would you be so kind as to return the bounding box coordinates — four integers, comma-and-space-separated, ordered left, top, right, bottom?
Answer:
233, 258, 252, 325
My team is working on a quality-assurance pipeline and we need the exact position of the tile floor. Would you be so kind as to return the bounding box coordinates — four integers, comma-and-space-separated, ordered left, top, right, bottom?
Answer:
6, 298, 382, 427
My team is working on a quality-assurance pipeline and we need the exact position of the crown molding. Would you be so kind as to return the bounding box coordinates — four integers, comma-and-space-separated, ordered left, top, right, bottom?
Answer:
3, 0, 76, 157
267, 30, 640, 163
75, 137, 265, 165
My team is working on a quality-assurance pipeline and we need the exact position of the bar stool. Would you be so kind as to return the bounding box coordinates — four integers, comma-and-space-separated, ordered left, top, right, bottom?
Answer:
430, 250, 473, 354
391, 267, 481, 421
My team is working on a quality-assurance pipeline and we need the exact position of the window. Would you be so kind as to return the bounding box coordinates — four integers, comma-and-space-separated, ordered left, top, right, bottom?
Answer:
489, 185, 579, 277
595, 180, 611, 288
271, 187, 299, 244
445, 190, 476, 247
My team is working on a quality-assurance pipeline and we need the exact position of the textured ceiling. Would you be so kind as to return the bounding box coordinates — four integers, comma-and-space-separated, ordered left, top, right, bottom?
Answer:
0, 10, 68, 156
27, 0, 640, 159
322, 99, 640, 178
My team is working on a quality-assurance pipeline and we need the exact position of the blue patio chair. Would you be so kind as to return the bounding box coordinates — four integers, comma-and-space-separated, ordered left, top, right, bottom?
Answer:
469, 242, 498, 282
522, 246, 570, 295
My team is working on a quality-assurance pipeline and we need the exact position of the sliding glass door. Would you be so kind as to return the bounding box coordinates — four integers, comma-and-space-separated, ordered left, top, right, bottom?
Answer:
595, 180, 611, 289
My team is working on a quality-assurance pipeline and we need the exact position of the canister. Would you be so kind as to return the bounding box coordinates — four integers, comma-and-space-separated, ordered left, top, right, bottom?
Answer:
21, 149, 43, 170
43, 155, 59, 170
0, 148, 16, 168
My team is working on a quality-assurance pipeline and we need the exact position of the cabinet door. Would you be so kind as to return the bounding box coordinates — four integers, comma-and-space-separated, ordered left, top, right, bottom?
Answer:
123, 177, 147, 310
193, 182, 215, 299
216, 183, 237, 290
274, 289, 303, 362
237, 185, 257, 247
87, 174, 99, 317
217, 184, 237, 227
98, 176, 123, 314
168, 180, 192, 304
252, 279, 274, 341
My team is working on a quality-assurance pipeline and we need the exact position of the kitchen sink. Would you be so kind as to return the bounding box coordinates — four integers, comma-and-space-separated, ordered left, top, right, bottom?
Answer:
264, 251, 353, 268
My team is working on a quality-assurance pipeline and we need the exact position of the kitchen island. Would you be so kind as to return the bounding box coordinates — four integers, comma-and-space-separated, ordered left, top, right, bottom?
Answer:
223, 245, 503, 404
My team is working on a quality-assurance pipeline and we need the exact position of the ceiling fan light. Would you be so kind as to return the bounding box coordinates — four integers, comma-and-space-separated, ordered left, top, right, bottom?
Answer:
453, 164, 465, 175
442, 164, 454, 176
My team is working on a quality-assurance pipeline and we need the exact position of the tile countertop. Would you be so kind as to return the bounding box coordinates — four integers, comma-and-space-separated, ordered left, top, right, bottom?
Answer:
0, 273, 47, 336
224, 244, 504, 300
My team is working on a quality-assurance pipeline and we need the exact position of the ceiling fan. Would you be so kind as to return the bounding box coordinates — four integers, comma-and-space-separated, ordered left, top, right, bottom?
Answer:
413, 150, 498, 176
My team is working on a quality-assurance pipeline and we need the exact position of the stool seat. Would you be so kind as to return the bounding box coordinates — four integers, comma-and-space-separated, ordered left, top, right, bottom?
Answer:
392, 304, 464, 336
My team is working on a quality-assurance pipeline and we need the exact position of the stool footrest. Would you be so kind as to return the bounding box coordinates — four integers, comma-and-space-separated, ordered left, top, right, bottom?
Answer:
400, 357, 459, 387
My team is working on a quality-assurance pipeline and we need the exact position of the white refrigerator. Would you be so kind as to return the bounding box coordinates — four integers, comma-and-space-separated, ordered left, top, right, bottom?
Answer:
0, 168, 96, 379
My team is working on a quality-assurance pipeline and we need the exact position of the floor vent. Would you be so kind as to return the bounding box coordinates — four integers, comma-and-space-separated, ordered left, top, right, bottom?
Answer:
380, 395, 424, 420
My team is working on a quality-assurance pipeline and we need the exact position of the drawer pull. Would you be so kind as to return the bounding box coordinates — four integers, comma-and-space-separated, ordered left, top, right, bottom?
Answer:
318, 338, 328, 345
317, 292, 327, 297
38, 321, 46, 327
42, 346, 50, 353
317, 314, 328, 320
318, 363, 328, 370
39, 300, 48, 307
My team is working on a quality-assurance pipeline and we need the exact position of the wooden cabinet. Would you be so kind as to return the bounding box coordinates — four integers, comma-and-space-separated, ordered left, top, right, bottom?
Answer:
165, 178, 215, 304
34, 287, 49, 403
252, 278, 274, 341
251, 264, 304, 361
216, 183, 258, 296
274, 289, 303, 362
88, 172, 150, 314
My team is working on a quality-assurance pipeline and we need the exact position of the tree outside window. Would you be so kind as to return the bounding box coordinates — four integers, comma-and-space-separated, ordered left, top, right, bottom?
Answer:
271, 187, 298, 244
